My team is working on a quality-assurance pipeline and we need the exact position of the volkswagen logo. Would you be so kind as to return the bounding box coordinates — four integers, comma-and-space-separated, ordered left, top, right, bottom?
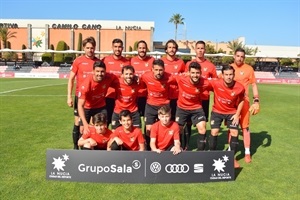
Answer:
150, 162, 161, 173
165, 164, 189, 173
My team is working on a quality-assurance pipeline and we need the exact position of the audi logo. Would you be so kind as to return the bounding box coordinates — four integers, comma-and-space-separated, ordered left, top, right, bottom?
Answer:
165, 164, 189, 173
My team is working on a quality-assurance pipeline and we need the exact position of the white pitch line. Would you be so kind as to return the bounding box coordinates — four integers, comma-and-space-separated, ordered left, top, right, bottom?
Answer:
0, 83, 66, 95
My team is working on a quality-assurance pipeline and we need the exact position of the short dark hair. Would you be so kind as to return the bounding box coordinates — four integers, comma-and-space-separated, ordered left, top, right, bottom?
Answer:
235, 47, 246, 55
189, 61, 201, 71
221, 65, 235, 74
82, 36, 96, 47
137, 40, 148, 49
119, 110, 132, 120
195, 40, 206, 47
122, 65, 135, 74
153, 59, 164, 68
93, 61, 106, 70
92, 113, 107, 124
165, 39, 178, 51
112, 38, 123, 46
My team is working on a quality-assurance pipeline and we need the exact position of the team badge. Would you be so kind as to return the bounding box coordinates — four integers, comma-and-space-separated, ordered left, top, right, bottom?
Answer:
131, 89, 135, 93
168, 130, 174, 135
204, 67, 207, 71
145, 63, 149, 67
174, 65, 178, 69
130, 137, 135, 142
195, 88, 200, 93
102, 84, 106, 89
240, 71, 244, 75
161, 84, 166, 88
231, 91, 235, 96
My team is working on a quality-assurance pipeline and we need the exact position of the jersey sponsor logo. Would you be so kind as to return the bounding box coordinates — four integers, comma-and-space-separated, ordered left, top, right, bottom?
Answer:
165, 164, 189, 173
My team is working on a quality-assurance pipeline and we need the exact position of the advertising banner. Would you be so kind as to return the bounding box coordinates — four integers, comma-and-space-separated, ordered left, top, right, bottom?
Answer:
46, 150, 235, 183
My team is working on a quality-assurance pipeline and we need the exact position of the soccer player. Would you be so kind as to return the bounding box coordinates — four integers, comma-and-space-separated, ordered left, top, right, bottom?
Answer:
184, 41, 218, 149
77, 61, 118, 135
230, 47, 260, 163
150, 105, 182, 155
67, 36, 100, 149
161, 39, 185, 120
175, 61, 209, 151
130, 40, 155, 117
102, 38, 130, 127
140, 59, 175, 150
107, 110, 145, 151
208, 65, 245, 168
111, 65, 141, 131
78, 113, 113, 150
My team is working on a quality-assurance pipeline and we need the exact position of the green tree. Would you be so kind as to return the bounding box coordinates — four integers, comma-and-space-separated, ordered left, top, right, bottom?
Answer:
54, 41, 67, 62
21, 44, 27, 61
0, 27, 17, 48
169, 13, 184, 41
227, 40, 243, 54
205, 44, 217, 54
280, 58, 293, 66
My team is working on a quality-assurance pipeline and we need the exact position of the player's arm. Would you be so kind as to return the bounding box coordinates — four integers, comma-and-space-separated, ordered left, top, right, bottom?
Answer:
107, 136, 123, 150
67, 71, 76, 107
172, 139, 182, 155
138, 143, 145, 151
250, 82, 260, 115
231, 99, 244, 126
150, 137, 161, 153
77, 98, 90, 134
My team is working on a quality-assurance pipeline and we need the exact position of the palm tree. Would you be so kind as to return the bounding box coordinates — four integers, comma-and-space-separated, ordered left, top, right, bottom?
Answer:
0, 27, 17, 49
227, 40, 243, 54
169, 13, 184, 41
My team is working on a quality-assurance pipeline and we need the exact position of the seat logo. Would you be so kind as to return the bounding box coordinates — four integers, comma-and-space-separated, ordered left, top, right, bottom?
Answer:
165, 164, 189, 173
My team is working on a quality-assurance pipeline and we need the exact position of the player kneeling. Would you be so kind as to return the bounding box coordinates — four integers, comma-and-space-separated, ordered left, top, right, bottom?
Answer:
150, 105, 182, 155
78, 113, 112, 150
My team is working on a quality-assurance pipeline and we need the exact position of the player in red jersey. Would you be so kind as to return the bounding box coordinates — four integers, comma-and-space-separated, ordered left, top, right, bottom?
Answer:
150, 105, 182, 155
175, 62, 209, 151
130, 40, 155, 117
102, 38, 130, 127
107, 110, 145, 151
208, 65, 245, 168
78, 113, 113, 150
111, 65, 141, 131
230, 48, 260, 163
184, 41, 218, 148
77, 61, 118, 135
161, 39, 185, 120
67, 36, 100, 149
141, 59, 175, 150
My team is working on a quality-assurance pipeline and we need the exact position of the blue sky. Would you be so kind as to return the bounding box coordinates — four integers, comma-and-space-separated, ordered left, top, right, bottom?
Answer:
0, 0, 299, 46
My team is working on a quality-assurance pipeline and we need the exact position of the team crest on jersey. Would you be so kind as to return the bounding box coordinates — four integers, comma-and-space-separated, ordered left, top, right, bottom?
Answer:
168, 130, 174, 135
195, 88, 200, 93
120, 63, 124, 68
130, 137, 135, 142
174, 65, 178, 69
145, 63, 149, 67
161, 84, 166, 88
231, 91, 235, 96
102, 84, 107, 89
131, 89, 135, 93
240, 71, 244, 75
81, 85, 85, 89
204, 67, 207, 71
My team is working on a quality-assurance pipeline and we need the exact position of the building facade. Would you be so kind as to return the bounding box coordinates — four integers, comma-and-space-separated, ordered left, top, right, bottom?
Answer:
0, 19, 155, 53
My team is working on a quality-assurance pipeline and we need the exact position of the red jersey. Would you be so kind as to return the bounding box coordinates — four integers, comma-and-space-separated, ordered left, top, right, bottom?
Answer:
131, 56, 155, 97
161, 57, 185, 99
209, 79, 245, 114
176, 76, 210, 110
141, 71, 175, 106
114, 77, 140, 113
150, 121, 180, 150
71, 56, 100, 96
82, 126, 113, 149
130, 56, 154, 77
111, 126, 145, 151
231, 63, 256, 98
186, 59, 217, 100
78, 73, 118, 109
102, 55, 130, 98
